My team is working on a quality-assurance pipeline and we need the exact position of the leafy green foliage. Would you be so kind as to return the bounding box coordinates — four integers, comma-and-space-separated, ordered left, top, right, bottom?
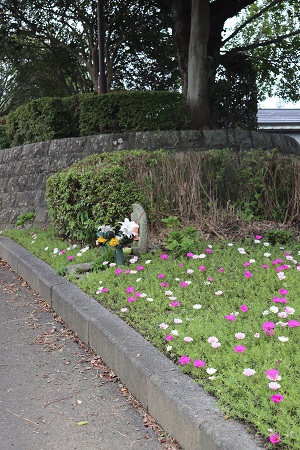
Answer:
46, 152, 148, 244
6, 96, 80, 146
15, 211, 36, 228
263, 229, 293, 246
161, 216, 201, 257
79, 91, 189, 135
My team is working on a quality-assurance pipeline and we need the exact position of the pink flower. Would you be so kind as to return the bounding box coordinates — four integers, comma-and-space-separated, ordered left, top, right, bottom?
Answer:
270, 393, 284, 403
240, 304, 248, 312
235, 332, 245, 340
272, 296, 288, 303
234, 345, 246, 353
244, 270, 253, 278
165, 334, 174, 341
211, 342, 221, 348
194, 359, 206, 367
101, 287, 109, 293
127, 296, 136, 303
265, 369, 279, 381
279, 288, 288, 295
243, 368, 256, 376
68, 255, 74, 261
115, 268, 123, 275
269, 433, 280, 445
207, 277, 214, 282
180, 281, 189, 288
186, 252, 194, 258
160, 282, 169, 287
243, 262, 251, 267
225, 314, 236, 321
170, 301, 180, 307
218, 267, 224, 272
160, 254, 168, 260
178, 355, 191, 365
126, 286, 134, 293
287, 319, 300, 327
179, 263, 183, 267
262, 264, 269, 269
269, 382, 281, 390
205, 248, 212, 254
134, 292, 141, 297
157, 273, 165, 279
199, 265, 206, 271
60, 249, 66, 254
262, 321, 275, 332
255, 235, 262, 240
137, 265, 144, 271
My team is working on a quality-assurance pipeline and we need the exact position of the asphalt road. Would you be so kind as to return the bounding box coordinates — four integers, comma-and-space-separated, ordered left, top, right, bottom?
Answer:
0, 259, 178, 450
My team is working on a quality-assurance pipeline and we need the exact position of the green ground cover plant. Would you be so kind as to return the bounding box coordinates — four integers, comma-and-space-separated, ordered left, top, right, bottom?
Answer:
2, 223, 300, 449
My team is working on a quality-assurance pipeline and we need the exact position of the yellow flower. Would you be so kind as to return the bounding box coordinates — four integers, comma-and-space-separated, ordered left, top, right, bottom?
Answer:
97, 237, 107, 244
108, 238, 119, 247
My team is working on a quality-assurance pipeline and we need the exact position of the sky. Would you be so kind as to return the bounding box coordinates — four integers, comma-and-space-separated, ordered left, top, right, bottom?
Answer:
259, 98, 300, 109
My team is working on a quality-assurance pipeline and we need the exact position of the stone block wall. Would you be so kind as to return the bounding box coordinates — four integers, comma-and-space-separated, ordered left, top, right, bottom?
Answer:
1, 130, 299, 228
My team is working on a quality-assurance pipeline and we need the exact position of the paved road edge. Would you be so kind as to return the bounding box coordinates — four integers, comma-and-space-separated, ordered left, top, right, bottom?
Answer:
0, 237, 261, 450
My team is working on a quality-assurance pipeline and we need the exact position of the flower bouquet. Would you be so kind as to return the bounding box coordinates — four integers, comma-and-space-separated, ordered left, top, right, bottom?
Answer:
96, 218, 139, 265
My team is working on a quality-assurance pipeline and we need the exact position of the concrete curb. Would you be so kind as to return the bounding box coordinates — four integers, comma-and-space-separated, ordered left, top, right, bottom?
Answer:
0, 237, 262, 450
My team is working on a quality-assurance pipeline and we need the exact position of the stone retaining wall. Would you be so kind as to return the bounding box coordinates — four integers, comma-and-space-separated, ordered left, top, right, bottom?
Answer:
1, 130, 300, 228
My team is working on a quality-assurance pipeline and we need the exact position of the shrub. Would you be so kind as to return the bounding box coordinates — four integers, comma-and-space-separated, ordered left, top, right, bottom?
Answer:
0, 121, 9, 149
6, 96, 80, 146
79, 91, 189, 136
46, 151, 151, 244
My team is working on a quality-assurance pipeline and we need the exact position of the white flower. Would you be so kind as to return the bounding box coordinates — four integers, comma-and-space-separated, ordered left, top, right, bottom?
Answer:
53, 248, 59, 254
208, 376, 216, 380
278, 336, 289, 342
159, 323, 168, 329
130, 270, 137, 274
263, 242, 270, 246
187, 269, 194, 274
254, 333, 260, 338
130, 256, 138, 263
206, 368, 217, 375
208, 336, 219, 343
269, 382, 281, 390
145, 260, 151, 264
238, 247, 246, 254
183, 336, 193, 342
165, 290, 173, 296
139, 293, 147, 298
204, 281, 211, 285
146, 297, 154, 302
278, 311, 288, 318
193, 304, 202, 309
169, 296, 177, 301
77, 252, 82, 257
211, 342, 221, 348
72, 244, 77, 248
254, 239, 261, 244
117, 138, 123, 144
136, 278, 142, 282
81, 246, 89, 253
198, 254, 206, 259
97, 225, 114, 233
227, 243, 233, 246
277, 272, 286, 280
45, 247, 49, 251
264, 252, 271, 257
119, 218, 138, 238
270, 306, 279, 313
171, 330, 179, 336
285, 307, 295, 315
262, 310, 269, 315
121, 308, 127, 313
243, 368, 256, 376
235, 332, 245, 340
110, 263, 116, 267
166, 345, 172, 351
249, 259, 256, 263
174, 318, 182, 324
215, 290, 223, 296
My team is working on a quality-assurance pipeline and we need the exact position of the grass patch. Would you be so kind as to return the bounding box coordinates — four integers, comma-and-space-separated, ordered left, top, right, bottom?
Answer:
2, 225, 300, 449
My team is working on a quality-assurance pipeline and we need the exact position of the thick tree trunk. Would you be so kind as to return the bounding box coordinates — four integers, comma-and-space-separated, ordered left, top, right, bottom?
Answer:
187, 0, 212, 128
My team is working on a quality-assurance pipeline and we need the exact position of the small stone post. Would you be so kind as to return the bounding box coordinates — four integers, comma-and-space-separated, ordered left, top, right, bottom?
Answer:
130, 204, 148, 256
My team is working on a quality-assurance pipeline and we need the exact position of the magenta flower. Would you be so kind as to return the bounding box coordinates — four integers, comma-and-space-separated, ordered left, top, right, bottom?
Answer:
179, 263, 183, 267
126, 286, 134, 293
170, 301, 180, 307
255, 235, 262, 240
205, 248, 212, 254
288, 319, 300, 327
178, 355, 191, 365
157, 273, 165, 279
272, 296, 288, 303
262, 321, 275, 332
265, 369, 279, 380
225, 314, 236, 321
244, 270, 253, 278
240, 304, 248, 312
160, 282, 169, 287
269, 433, 280, 444
262, 264, 269, 269
42, 226, 47, 231
165, 334, 174, 341
127, 296, 136, 303
101, 287, 109, 293
199, 265, 206, 271
180, 281, 189, 288
270, 393, 284, 403
60, 249, 66, 254
234, 345, 246, 353
218, 267, 224, 272
137, 265, 144, 271
160, 253, 168, 260
279, 288, 288, 295
194, 359, 206, 367
134, 292, 141, 298
186, 252, 194, 258
115, 268, 123, 275
243, 261, 251, 267
68, 255, 74, 261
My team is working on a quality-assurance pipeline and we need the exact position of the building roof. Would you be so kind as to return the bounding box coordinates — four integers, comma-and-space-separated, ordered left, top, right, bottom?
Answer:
258, 109, 300, 130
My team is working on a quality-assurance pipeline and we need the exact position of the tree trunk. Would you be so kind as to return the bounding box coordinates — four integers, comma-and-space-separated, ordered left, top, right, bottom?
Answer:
187, 0, 212, 128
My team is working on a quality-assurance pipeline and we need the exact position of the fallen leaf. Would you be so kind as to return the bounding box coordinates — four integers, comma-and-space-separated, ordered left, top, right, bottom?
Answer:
77, 421, 88, 426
